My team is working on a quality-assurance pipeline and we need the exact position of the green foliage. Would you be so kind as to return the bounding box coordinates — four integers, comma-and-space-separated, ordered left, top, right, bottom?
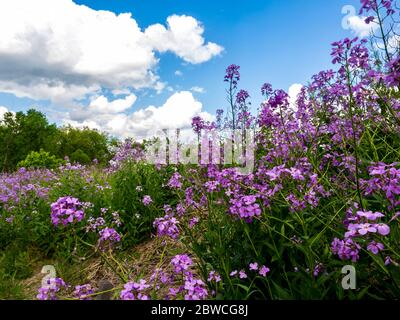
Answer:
0, 109, 113, 172
70, 149, 91, 164
0, 273, 27, 300
17, 149, 65, 169
48, 126, 112, 166
110, 161, 177, 247
0, 109, 58, 171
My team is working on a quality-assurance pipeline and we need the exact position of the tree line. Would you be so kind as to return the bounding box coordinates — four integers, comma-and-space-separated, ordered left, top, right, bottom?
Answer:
0, 109, 114, 172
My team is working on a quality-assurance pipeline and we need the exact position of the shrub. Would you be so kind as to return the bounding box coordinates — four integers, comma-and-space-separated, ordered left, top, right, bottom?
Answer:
69, 149, 91, 165
17, 149, 64, 169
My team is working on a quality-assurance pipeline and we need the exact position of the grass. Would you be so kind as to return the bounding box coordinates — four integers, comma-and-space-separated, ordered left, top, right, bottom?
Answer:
0, 236, 188, 300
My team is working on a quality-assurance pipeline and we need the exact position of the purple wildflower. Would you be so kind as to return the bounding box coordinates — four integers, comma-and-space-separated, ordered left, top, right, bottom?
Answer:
367, 241, 385, 254
171, 254, 193, 274
74, 284, 94, 300
259, 265, 270, 277
50, 196, 84, 227
37, 278, 67, 300
249, 262, 259, 271
153, 214, 180, 240
98, 227, 121, 250
142, 195, 153, 206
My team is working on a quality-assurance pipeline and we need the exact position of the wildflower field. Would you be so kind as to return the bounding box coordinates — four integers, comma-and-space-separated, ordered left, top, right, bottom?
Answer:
1, 0, 400, 300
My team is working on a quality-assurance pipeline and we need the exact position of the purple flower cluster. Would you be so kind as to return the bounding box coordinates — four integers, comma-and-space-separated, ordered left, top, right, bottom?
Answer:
224, 64, 241, 88
50, 196, 84, 227
207, 271, 221, 283
362, 163, 400, 210
261, 83, 273, 97
74, 284, 94, 300
86, 217, 105, 232
143, 254, 209, 300
360, 0, 395, 16
167, 172, 183, 189
346, 208, 390, 235
332, 206, 391, 261
229, 195, 261, 221
230, 262, 270, 281
331, 38, 369, 70
120, 279, 150, 300
0, 168, 55, 213
153, 214, 180, 240
142, 195, 153, 206
37, 278, 68, 300
331, 238, 361, 262
236, 89, 250, 106
109, 139, 144, 171
183, 274, 208, 300
98, 227, 121, 250
191, 116, 216, 134
171, 254, 193, 273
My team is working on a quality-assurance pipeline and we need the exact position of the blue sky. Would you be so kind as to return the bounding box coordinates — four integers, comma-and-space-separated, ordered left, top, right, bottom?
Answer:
74, 0, 360, 110
0, 0, 367, 139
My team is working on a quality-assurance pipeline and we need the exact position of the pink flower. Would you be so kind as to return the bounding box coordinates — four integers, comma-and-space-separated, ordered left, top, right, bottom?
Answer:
249, 262, 259, 271
367, 241, 384, 255
356, 210, 384, 221
357, 223, 377, 235
142, 195, 152, 206
259, 265, 270, 277
207, 271, 221, 283
376, 223, 390, 236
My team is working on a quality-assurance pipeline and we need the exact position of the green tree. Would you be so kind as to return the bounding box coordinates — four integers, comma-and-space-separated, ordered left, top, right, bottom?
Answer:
49, 126, 112, 165
0, 109, 113, 171
0, 109, 58, 171
17, 149, 64, 169
69, 149, 91, 164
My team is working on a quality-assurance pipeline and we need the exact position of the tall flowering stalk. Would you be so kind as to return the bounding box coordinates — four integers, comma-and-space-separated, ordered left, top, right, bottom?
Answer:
224, 64, 241, 130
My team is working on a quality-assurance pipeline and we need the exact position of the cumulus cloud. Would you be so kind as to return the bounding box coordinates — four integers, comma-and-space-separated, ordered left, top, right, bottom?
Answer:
190, 86, 205, 94
288, 83, 303, 109
64, 91, 214, 140
175, 70, 183, 77
145, 15, 224, 64
88, 94, 137, 114
348, 15, 378, 37
0, 0, 222, 105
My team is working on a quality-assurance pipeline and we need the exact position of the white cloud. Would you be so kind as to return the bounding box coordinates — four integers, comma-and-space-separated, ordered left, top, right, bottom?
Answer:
0, 106, 9, 120
288, 83, 303, 110
348, 15, 378, 37
175, 70, 183, 77
190, 86, 205, 94
154, 81, 167, 94
64, 91, 214, 140
0, 80, 99, 105
112, 88, 133, 96
0, 0, 222, 105
88, 94, 136, 114
145, 15, 224, 64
